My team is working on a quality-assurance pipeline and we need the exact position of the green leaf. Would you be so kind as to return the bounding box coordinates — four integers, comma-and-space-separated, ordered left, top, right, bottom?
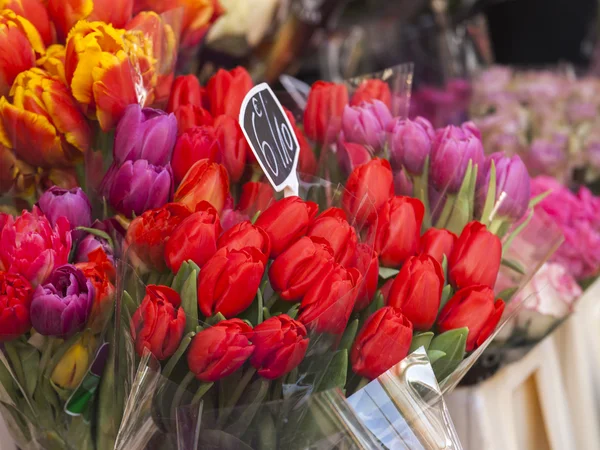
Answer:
257, 411, 277, 450
286, 303, 300, 320
181, 270, 199, 335
316, 350, 348, 392
187, 260, 201, 274
528, 190, 551, 208
18, 344, 40, 398
445, 160, 473, 234
3, 341, 25, 392
171, 262, 191, 294
426, 350, 446, 365
162, 331, 195, 378
502, 208, 534, 252
262, 307, 271, 321
409, 332, 434, 353
497, 286, 519, 302
480, 159, 497, 225
207, 313, 226, 326
367, 291, 385, 316
339, 320, 359, 352
224, 377, 270, 436
413, 157, 431, 229
251, 210, 262, 224
501, 258, 526, 275
441, 254, 448, 279
429, 327, 468, 381
75, 227, 114, 249
439, 284, 453, 310
378, 267, 399, 279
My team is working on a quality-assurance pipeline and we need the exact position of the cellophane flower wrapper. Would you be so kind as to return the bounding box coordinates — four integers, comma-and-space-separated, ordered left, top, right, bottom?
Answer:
109, 175, 462, 449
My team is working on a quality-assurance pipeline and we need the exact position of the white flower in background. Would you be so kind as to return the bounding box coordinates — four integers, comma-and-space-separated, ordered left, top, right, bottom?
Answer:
207, 0, 280, 48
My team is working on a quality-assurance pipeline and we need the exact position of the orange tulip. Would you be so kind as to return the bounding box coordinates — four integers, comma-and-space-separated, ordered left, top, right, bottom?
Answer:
0, 68, 91, 168
0, 10, 44, 96
0, 145, 37, 196
64, 20, 156, 131
174, 159, 229, 213
36, 44, 66, 84
0, 0, 53, 46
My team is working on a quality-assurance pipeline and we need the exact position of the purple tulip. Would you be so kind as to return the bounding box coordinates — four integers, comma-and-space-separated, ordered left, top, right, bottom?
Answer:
394, 169, 413, 196
102, 160, 173, 218
38, 186, 92, 229
75, 221, 115, 264
114, 104, 177, 166
341, 100, 393, 149
478, 152, 531, 221
30, 264, 94, 337
388, 117, 434, 174
430, 123, 485, 193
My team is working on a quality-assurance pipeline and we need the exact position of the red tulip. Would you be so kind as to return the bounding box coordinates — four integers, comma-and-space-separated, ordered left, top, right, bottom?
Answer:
174, 159, 230, 214
438, 285, 505, 351
420, 228, 457, 265
350, 79, 392, 109
237, 182, 275, 218
171, 126, 220, 184
130, 285, 186, 360
449, 221, 501, 289
89, 0, 134, 28
0, 271, 33, 341
125, 203, 192, 271
351, 306, 413, 379
167, 75, 207, 113
342, 158, 394, 224
217, 221, 270, 257
198, 246, 266, 318
254, 196, 318, 258
164, 202, 222, 273
269, 236, 334, 301
250, 314, 308, 379
303, 81, 348, 144
352, 243, 379, 311
187, 318, 254, 382
388, 255, 444, 330
174, 104, 213, 134
206, 67, 253, 118
214, 115, 248, 183
370, 196, 424, 268
284, 109, 317, 175
298, 265, 361, 335
306, 207, 357, 266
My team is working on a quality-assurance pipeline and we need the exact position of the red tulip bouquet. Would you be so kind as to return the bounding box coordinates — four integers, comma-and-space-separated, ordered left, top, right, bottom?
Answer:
0, 185, 122, 450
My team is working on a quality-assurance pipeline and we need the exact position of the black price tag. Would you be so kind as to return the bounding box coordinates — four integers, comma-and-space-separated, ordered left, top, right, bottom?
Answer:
239, 83, 300, 195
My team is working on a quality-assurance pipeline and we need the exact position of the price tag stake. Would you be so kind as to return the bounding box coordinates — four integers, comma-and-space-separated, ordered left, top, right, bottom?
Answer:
239, 83, 300, 197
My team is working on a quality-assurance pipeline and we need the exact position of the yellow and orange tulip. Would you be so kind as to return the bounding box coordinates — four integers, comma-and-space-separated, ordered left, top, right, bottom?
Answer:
0, 9, 45, 96
0, 0, 53, 46
64, 20, 156, 131
0, 68, 91, 168
47, 0, 93, 42
36, 44, 66, 84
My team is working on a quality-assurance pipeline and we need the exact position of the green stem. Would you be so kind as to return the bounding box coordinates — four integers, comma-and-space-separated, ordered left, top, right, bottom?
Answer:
265, 293, 279, 309
257, 288, 264, 324
191, 382, 213, 405
218, 367, 257, 426
434, 195, 455, 229
162, 332, 195, 378
170, 372, 195, 422
354, 377, 370, 394
38, 337, 56, 383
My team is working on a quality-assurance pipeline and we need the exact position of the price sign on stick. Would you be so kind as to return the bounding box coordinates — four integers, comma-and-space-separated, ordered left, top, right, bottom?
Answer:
239, 83, 300, 197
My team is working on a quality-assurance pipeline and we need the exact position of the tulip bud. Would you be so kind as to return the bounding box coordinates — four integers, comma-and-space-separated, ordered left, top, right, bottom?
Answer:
342, 158, 394, 224
114, 105, 177, 166
76, 249, 115, 333
430, 124, 485, 193
370, 196, 424, 268
167, 75, 207, 113
388, 117, 434, 174
438, 285, 505, 351
103, 160, 174, 218
174, 159, 229, 214
250, 315, 309, 380
126, 203, 192, 271
164, 202, 222, 273
351, 243, 379, 311
237, 182, 275, 218
342, 100, 392, 150
254, 196, 319, 258
306, 207, 357, 266
337, 139, 372, 176
218, 220, 270, 257
0, 272, 33, 341
388, 255, 444, 330
350, 79, 392, 109
38, 186, 92, 231
269, 236, 334, 301
187, 319, 254, 382
303, 81, 349, 145
206, 67, 253, 118
172, 126, 220, 185
130, 285, 186, 360
214, 115, 248, 183
30, 265, 94, 337
449, 221, 501, 289
174, 104, 214, 134
420, 228, 457, 265
351, 306, 413, 379
198, 246, 266, 318
51, 331, 95, 389
298, 265, 361, 335
478, 153, 531, 222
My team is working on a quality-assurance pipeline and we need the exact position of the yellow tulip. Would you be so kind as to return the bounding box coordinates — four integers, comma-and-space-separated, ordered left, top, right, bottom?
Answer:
51, 332, 96, 390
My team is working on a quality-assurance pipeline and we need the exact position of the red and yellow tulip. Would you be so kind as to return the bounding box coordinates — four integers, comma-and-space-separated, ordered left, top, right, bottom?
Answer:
0, 0, 53, 45
36, 44, 67, 85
